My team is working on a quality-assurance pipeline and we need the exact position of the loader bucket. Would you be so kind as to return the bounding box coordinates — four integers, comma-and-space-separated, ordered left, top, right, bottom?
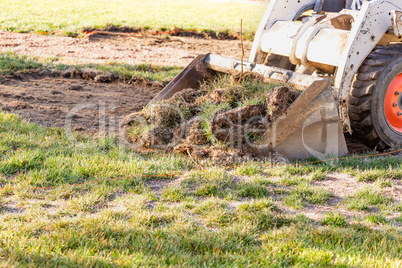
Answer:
148, 54, 348, 159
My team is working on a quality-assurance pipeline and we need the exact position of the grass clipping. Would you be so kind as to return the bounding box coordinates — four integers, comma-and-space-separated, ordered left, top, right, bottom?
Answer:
123, 74, 299, 164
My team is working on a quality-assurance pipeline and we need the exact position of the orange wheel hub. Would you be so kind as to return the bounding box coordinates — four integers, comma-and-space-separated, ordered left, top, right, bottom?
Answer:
384, 73, 402, 133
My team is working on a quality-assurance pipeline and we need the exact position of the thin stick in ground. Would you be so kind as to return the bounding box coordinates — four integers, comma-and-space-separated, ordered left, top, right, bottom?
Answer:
239, 19, 245, 83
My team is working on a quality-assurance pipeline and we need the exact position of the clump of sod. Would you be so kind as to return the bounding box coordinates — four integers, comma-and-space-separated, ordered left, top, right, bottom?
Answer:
123, 74, 299, 164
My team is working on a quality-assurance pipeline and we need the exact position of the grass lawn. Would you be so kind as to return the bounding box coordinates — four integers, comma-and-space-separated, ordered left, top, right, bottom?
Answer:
0, 53, 401, 266
0, 109, 401, 267
0, 0, 268, 38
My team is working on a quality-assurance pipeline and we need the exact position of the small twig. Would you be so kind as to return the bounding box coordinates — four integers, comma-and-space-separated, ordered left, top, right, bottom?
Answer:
186, 148, 202, 168
239, 19, 245, 84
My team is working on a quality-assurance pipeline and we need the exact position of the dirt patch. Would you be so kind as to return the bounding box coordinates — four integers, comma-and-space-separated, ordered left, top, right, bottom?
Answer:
0, 73, 159, 135
0, 31, 252, 67
188, 118, 209, 145
277, 172, 402, 222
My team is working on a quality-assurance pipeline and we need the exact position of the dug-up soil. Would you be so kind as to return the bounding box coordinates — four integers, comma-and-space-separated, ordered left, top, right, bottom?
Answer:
122, 74, 300, 164
0, 31, 252, 67
0, 70, 161, 136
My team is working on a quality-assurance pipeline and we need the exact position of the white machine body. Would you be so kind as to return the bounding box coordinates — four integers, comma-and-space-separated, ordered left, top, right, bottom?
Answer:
250, 0, 402, 132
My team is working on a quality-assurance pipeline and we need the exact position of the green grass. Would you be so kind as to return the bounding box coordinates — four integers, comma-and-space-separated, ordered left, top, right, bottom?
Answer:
0, 53, 43, 74
284, 183, 334, 209
0, 52, 181, 84
0, 110, 401, 267
366, 214, 390, 225
345, 188, 392, 211
320, 213, 348, 227
90, 62, 181, 83
0, 0, 268, 39
356, 168, 402, 182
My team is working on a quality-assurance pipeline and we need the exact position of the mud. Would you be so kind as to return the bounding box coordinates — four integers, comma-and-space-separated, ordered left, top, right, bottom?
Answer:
0, 31, 253, 67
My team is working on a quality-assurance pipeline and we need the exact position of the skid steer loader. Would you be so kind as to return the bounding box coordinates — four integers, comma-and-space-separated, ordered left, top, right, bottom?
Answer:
149, 0, 402, 159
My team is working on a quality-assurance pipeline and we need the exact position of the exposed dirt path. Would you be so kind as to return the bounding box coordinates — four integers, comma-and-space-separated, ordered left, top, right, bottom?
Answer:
0, 31, 252, 67
0, 74, 159, 135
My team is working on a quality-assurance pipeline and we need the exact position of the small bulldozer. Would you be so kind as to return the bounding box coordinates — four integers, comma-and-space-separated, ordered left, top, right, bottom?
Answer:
149, 0, 402, 159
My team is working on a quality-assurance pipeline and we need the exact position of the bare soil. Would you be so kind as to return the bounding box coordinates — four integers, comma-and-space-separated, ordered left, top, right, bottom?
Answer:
0, 31, 252, 67
0, 73, 160, 135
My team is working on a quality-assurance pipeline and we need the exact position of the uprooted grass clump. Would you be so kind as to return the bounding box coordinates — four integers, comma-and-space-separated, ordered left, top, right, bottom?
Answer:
123, 74, 299, 164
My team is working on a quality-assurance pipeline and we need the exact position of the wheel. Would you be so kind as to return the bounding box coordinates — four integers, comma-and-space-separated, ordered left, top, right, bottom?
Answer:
349, 44, 402, 149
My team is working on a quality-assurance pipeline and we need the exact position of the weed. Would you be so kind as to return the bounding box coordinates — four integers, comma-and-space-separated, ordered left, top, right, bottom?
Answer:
237, 198, 277, 212
182, 169, 235, 198
0, 52, 42, 75
235, 164, 263, 176
236, 181, 269, 198
162, 185, 186, 202
345, 188, 392, 211
366, 214, 389, 225
356, 168, 402, 182
284, 183, 334, 209
320, 213, 348, 227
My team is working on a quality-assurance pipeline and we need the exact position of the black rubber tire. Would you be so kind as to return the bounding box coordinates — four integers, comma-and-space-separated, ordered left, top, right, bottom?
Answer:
349, 44, 402, 150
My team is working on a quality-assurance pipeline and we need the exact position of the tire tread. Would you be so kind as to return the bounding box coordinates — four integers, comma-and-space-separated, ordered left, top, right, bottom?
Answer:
349, 44, 402, 149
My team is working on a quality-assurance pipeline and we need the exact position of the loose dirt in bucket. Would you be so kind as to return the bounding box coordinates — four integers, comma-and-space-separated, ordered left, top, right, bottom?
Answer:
123, 75, 300, 164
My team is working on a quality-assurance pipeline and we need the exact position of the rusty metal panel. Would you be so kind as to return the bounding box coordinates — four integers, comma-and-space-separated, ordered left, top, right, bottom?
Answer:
147, 55, 208, 106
